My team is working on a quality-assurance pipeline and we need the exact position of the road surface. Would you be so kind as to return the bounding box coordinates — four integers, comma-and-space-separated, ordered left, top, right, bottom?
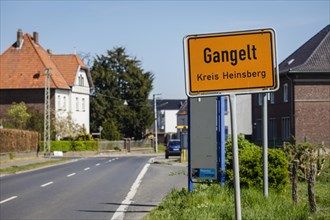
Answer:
0, 156, 186, 220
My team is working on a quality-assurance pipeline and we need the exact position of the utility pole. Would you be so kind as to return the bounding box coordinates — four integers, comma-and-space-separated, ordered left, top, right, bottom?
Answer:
44, 68, 51, 158
153, 93, 161, 153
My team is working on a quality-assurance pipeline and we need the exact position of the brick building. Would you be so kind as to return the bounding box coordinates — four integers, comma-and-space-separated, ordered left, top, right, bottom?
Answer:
0, 29, 93, 136
252, 25, 330, 147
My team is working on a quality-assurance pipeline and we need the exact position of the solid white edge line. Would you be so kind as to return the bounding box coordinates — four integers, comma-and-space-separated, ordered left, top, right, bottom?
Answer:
111, 158, 153, 220
67, 173, 76, 177
41, 181, 54, 187
0, 196, 18, 204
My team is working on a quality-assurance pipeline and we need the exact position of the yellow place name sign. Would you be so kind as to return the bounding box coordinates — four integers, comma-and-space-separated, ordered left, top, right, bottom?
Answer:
183, 29, 279, 97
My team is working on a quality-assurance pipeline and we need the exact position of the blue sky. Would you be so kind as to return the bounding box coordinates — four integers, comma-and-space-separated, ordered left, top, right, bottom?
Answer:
1, 1, 329, 99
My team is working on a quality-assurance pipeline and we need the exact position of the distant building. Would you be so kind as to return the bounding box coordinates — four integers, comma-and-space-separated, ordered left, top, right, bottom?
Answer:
0, 29, 93, 137
152, 99, 185, 143
252, 25, 330, 147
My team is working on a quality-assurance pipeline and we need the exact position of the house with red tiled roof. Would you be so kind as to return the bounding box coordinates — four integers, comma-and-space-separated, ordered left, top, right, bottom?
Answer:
251, 25, 330, 147
0, 29, 93, 136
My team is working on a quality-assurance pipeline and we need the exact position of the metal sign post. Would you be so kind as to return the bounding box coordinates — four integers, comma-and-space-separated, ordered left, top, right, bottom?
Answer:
217, 96, 226, 185
229, 94, 241, 220
263, 93, 269, 197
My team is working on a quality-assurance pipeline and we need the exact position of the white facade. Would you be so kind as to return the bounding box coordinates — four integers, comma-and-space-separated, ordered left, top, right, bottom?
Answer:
163, 110, 178, 133
55, 68, 90, 136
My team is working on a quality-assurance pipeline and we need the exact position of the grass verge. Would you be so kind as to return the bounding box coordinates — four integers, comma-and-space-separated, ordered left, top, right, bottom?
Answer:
146, 158, 330, 220
0, 158, 70, 175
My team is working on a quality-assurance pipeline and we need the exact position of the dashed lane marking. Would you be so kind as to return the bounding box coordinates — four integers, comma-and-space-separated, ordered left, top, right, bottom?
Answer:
67, 173, 76, 177
41, 181, 54, 187
0, 196, 18, 204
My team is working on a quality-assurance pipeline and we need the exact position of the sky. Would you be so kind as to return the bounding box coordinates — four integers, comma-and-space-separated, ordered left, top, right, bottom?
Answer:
1, 0, 329, 99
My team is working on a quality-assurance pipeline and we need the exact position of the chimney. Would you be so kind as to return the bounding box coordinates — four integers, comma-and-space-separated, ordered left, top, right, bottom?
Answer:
33, 32, 39, 44
47, 49, 52, 54
17, 28, 23, 48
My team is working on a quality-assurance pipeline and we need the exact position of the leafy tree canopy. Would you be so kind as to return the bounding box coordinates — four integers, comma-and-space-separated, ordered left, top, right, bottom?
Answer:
90, 47, 154, 140
6, 102, 31, 129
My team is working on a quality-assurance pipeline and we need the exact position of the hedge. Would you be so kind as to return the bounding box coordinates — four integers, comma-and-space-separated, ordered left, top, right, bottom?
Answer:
0, 128, 39, 153
40, 141, 98, 152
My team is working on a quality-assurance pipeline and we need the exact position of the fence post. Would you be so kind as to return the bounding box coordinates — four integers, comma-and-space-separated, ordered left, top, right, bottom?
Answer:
292, 160, 299, 205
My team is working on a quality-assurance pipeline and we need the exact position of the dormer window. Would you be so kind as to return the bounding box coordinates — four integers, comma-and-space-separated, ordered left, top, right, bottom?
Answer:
78, 75, 84, 86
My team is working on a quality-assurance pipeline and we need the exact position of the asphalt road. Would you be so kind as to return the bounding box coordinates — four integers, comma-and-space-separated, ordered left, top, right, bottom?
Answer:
0, 156, 186, 220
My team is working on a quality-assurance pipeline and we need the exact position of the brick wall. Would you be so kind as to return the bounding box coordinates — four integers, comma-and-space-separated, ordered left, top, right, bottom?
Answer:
294, 82, 330, 146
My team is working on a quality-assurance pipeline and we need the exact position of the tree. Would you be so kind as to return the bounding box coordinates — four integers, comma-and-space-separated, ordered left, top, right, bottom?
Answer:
6, 102, 31, 129
55, 113, 84, 140
90, 47, 154, 140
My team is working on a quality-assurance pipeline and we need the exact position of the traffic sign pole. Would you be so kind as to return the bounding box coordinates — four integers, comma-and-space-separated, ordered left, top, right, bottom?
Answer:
229, 94, 241, 220
263, 93, 269, 197
217, 96, 226, 185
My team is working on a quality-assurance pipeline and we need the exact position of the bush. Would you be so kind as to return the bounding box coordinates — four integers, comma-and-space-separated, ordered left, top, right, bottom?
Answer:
51, 141, 71, 152
40, 141, 98, 152
225, 135, 289, 191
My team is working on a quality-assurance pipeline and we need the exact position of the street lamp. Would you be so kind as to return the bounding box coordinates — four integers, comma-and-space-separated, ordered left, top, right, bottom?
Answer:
153, 93, 161, 153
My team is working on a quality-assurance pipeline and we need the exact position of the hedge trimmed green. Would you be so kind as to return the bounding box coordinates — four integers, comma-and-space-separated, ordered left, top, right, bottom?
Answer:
40, 141, 98, 152
225, 135, 289, 191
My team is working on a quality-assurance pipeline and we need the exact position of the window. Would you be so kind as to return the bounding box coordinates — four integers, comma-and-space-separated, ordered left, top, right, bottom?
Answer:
78, 75, 84, 86
283, 83, 288, 103
256, 119, 262, 140
63, 96, 66, 110
269, 118, 277, 141
76, 97, 79, 111
82, 98, 85, 111
57, 95, 61, 110
270, 93, 275, 104
258, 94, 263, 106
224, 97, 228, 114
282, 117, 290, 140
225, 126, 229, 141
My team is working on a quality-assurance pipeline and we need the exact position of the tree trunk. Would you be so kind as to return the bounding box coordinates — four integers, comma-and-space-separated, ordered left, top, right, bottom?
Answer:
292, 160, 299, 205
308, 162, 317, 212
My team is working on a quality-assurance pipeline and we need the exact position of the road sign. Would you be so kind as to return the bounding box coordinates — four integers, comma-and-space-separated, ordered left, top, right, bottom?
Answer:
184, 28, 278, 97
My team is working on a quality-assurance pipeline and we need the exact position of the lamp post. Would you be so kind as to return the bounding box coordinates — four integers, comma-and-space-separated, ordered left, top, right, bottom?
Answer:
153, 93, 161, 153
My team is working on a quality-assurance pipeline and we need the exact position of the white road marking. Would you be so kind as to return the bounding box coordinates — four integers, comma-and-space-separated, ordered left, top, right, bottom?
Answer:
109, 159, 112, 162
84, 167, 90, 171
67, 173, 76, 177
96, 163, 100, 166
111, 158, 153, 220
41, 181, 54, 187
0, 196, 18, 204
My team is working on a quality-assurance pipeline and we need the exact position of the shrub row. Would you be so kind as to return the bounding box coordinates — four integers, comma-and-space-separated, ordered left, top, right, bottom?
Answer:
40, 141, 98, 152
